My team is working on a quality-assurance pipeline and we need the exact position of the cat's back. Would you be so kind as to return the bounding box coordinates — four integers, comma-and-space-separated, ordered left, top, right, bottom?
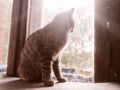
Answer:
20, 29, 44, 61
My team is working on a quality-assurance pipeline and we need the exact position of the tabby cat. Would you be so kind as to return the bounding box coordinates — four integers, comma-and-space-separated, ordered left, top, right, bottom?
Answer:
17, 8, 74, 86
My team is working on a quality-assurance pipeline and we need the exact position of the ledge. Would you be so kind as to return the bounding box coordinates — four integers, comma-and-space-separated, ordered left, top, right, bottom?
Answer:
0, 74, 120, 90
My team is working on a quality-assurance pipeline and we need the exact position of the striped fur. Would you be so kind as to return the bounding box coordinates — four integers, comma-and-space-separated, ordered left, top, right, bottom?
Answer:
17, 9, 74, 86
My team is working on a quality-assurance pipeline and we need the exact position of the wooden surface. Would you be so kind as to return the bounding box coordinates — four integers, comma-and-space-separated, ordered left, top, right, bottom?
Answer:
95, 0, 120, 82
0, 74, 120, 90
94, 0, 110, 82
108, 0, 120, 82
7, 0, 29, 76
7, 0, 43, 77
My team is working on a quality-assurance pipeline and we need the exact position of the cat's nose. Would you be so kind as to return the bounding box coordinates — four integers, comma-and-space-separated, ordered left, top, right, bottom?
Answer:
70, 28, 74, 33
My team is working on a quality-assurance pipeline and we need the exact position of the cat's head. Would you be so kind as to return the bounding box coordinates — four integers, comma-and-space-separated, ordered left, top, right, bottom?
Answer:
53, 8, 75, 33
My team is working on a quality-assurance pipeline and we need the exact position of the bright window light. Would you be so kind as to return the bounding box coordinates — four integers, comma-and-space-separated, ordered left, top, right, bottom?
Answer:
42, 0, 94, 82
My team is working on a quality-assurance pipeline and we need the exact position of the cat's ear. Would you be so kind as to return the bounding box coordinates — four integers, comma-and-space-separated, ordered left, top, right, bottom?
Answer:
69, 8, 74, 16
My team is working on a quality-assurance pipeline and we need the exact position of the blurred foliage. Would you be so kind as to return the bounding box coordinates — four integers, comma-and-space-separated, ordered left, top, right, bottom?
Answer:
61, 6, 94, 73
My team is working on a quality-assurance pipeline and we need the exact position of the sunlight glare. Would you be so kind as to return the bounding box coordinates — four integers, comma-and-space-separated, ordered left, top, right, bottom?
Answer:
43, 0, 94, 52
42, 0, 94, 78
43, 0, 94, 12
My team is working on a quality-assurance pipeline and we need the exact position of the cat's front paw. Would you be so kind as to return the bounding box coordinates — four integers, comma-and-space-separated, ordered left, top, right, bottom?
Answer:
44, 80, 54, 87
58, 78, 67, 83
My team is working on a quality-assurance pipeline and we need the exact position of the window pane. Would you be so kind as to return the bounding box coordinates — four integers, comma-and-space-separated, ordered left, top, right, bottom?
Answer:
42, 0, 94, 82
0, 0, 13, 67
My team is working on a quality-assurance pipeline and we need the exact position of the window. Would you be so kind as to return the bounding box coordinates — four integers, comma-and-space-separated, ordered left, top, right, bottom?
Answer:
42, 0, 94, 82
0, 0, 13, 68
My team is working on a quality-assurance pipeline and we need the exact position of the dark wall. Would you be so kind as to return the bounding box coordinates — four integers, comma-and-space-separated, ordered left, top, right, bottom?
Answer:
95, 0, 120, 82
109, 0, 120, 82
